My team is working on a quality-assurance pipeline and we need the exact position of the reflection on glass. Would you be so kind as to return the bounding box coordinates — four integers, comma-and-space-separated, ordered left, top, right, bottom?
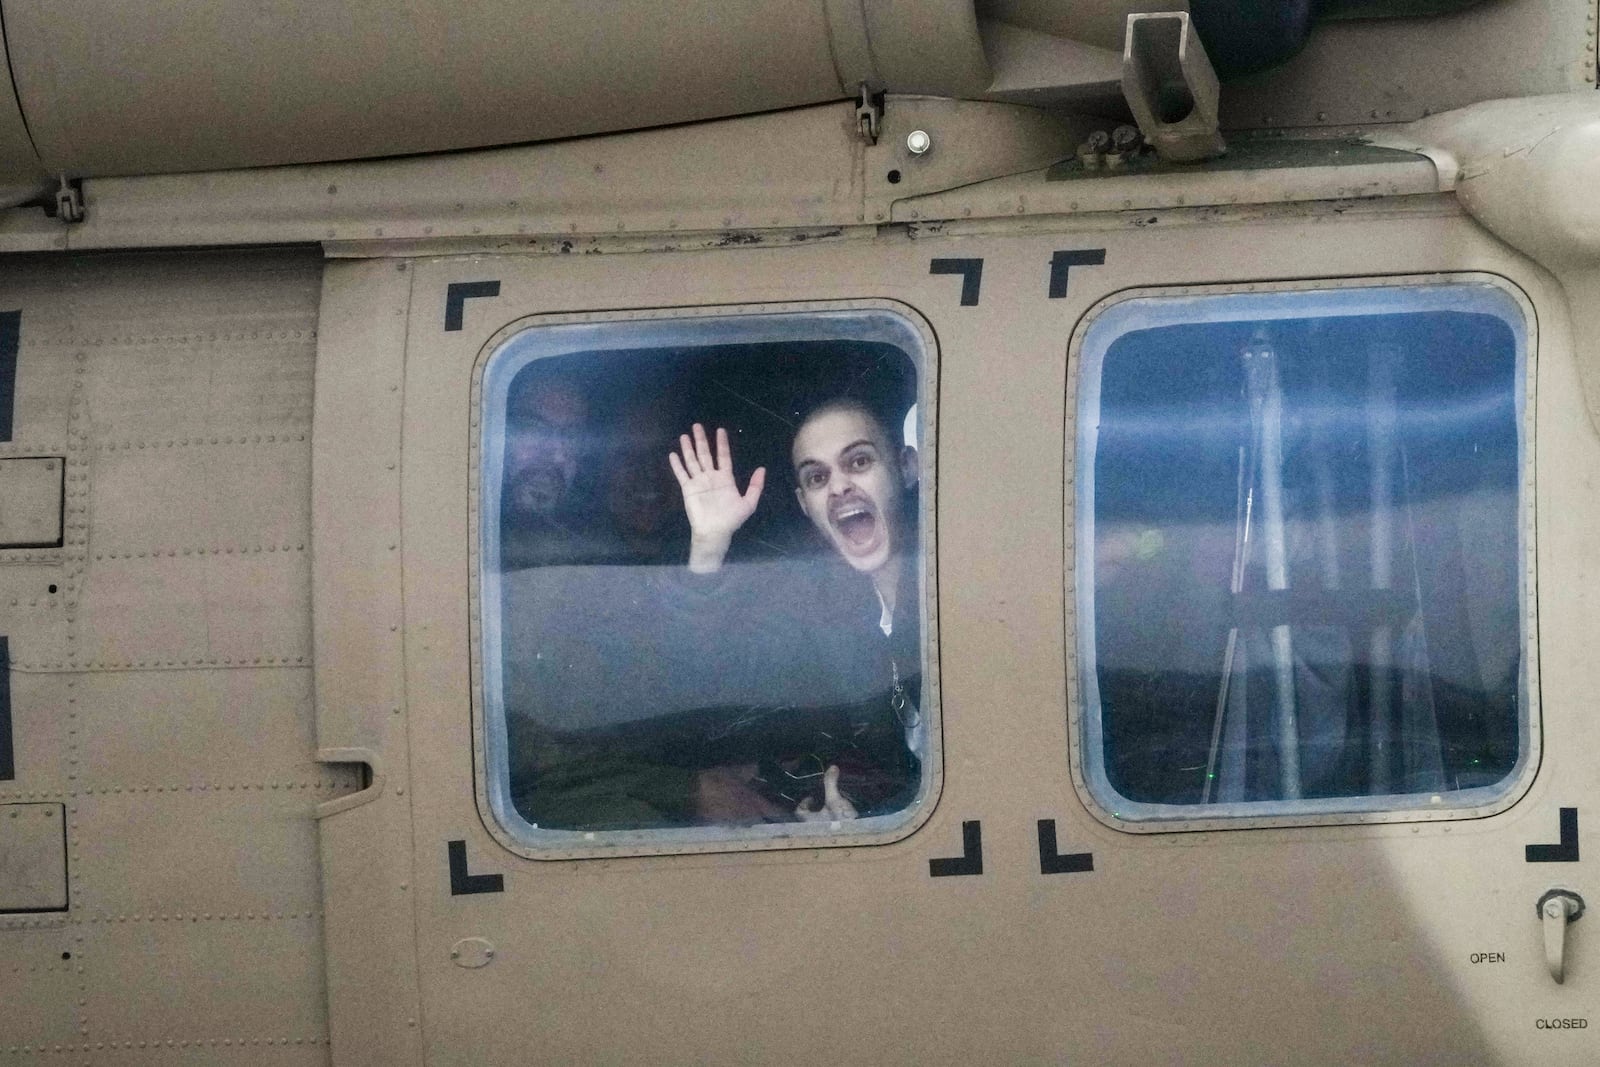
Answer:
480, 311, 932, 845
1078, 284, 1528, 819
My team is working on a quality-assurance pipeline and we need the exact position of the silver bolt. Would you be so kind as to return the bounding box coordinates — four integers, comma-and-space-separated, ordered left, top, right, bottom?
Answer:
906, 130, 932, 156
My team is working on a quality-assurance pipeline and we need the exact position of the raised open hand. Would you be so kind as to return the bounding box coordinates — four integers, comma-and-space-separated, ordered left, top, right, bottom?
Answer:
668, 423, 765, 573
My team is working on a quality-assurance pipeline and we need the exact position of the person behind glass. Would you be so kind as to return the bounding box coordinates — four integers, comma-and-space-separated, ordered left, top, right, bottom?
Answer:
593, 404, 690, 565
499, 373, 594, 570
668, 399, 922, 822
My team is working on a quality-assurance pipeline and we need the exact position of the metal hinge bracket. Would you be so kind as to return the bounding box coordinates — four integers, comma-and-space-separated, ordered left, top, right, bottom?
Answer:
855, 83, 882, 145
54, 175, 84, 224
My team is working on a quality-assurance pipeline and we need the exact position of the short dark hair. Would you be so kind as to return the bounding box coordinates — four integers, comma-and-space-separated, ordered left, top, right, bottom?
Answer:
792, 396, 898, 453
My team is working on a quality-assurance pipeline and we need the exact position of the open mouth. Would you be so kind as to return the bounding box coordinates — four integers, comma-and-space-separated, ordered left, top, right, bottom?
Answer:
830, 498, 881, 551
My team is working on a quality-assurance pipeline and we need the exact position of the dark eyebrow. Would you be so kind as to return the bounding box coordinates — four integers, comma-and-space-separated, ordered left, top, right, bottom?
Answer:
795, 440, 880, 475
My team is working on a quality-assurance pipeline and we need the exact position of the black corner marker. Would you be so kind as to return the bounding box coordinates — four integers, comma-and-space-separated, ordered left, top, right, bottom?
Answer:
0, 636, 11, 781
447, 839, 505, 895
1048, 249, 1106, 299
1526, 808, 1580, 863
929, 258, 983, 307
0, 310, 20, 442
443, 281, 502, 332
1037, 819, 1093, 875
928, 820, 984, 877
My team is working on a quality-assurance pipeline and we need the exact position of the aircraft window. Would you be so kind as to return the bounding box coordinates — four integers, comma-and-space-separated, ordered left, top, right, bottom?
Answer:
1074, 280, 1532, 824
475, 306, 938, 853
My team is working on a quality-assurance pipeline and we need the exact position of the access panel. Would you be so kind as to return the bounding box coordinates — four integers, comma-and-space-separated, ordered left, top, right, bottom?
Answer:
0, 456, 63, 547
0, 802, 66, 912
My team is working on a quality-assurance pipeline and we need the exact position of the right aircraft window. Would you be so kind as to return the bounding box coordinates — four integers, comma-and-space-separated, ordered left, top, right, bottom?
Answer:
1074, 280, 1533, 824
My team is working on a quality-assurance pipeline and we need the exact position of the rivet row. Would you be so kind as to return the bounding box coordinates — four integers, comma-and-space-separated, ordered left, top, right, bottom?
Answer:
96, 433, 308, 451
7, 657, 309, 672
82, 911, 323, 924
93, 544, 306, 560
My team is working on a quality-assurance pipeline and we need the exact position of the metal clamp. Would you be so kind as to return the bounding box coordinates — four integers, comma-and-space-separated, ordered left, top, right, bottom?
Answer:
54, 176, 84, 224
1121, 12, 1226, 163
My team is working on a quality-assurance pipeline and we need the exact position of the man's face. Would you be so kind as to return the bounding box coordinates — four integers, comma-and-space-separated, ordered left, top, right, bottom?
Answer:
505, 381, 587, 517
606, 450, 675, 538
791, 407, 914, 575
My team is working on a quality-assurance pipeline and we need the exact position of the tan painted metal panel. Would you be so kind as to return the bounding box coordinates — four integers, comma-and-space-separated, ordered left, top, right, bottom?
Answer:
330, 201, 1600, 1064
0, 5, 44, 189
59, 102, 869, 249
0, 258, 79, 467
0, 802, 66, 911
0, 247, 349, 1063
0, 672, 69, 798
72, 552, 309, 670
69, 254, 319, 443
0, 71, 1588, 1067
72, 791, 322, 920
0, 601, 69, 682
0, 0, 1579, 183
894, 150, 1443, 221
89, 442, 310, 560
310, 258, 425, 1067
864, 0, 991, 95
0, 927, 79, 1050
73, 670, 320, 793
3, 0, 849, 176
83, 920, 329, 1050
979, 0, 1190, 52
1222, 0, 1598, 129
0, 457, 61, 547
13, 99, 1076, 253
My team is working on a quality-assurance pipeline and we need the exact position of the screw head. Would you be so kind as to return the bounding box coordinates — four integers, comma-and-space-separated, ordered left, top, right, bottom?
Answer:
906, 130, 932, 156
1112, 125, 1142, 151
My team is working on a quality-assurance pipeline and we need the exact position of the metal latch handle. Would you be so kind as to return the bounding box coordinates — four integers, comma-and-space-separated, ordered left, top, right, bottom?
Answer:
1538, 888, 1585, 984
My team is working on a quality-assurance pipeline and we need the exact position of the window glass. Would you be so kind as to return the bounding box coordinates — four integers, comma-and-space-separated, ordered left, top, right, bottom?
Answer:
478, 308, 935, 850
1075, 282, 1530, 822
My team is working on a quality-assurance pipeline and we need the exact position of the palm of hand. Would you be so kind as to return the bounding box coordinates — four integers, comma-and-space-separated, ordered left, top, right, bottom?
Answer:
681, 464, 757, 539
668, 423, 767, 545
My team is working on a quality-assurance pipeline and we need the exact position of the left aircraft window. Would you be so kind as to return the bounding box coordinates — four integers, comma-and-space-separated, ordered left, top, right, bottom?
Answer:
475, 307, 938, 853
